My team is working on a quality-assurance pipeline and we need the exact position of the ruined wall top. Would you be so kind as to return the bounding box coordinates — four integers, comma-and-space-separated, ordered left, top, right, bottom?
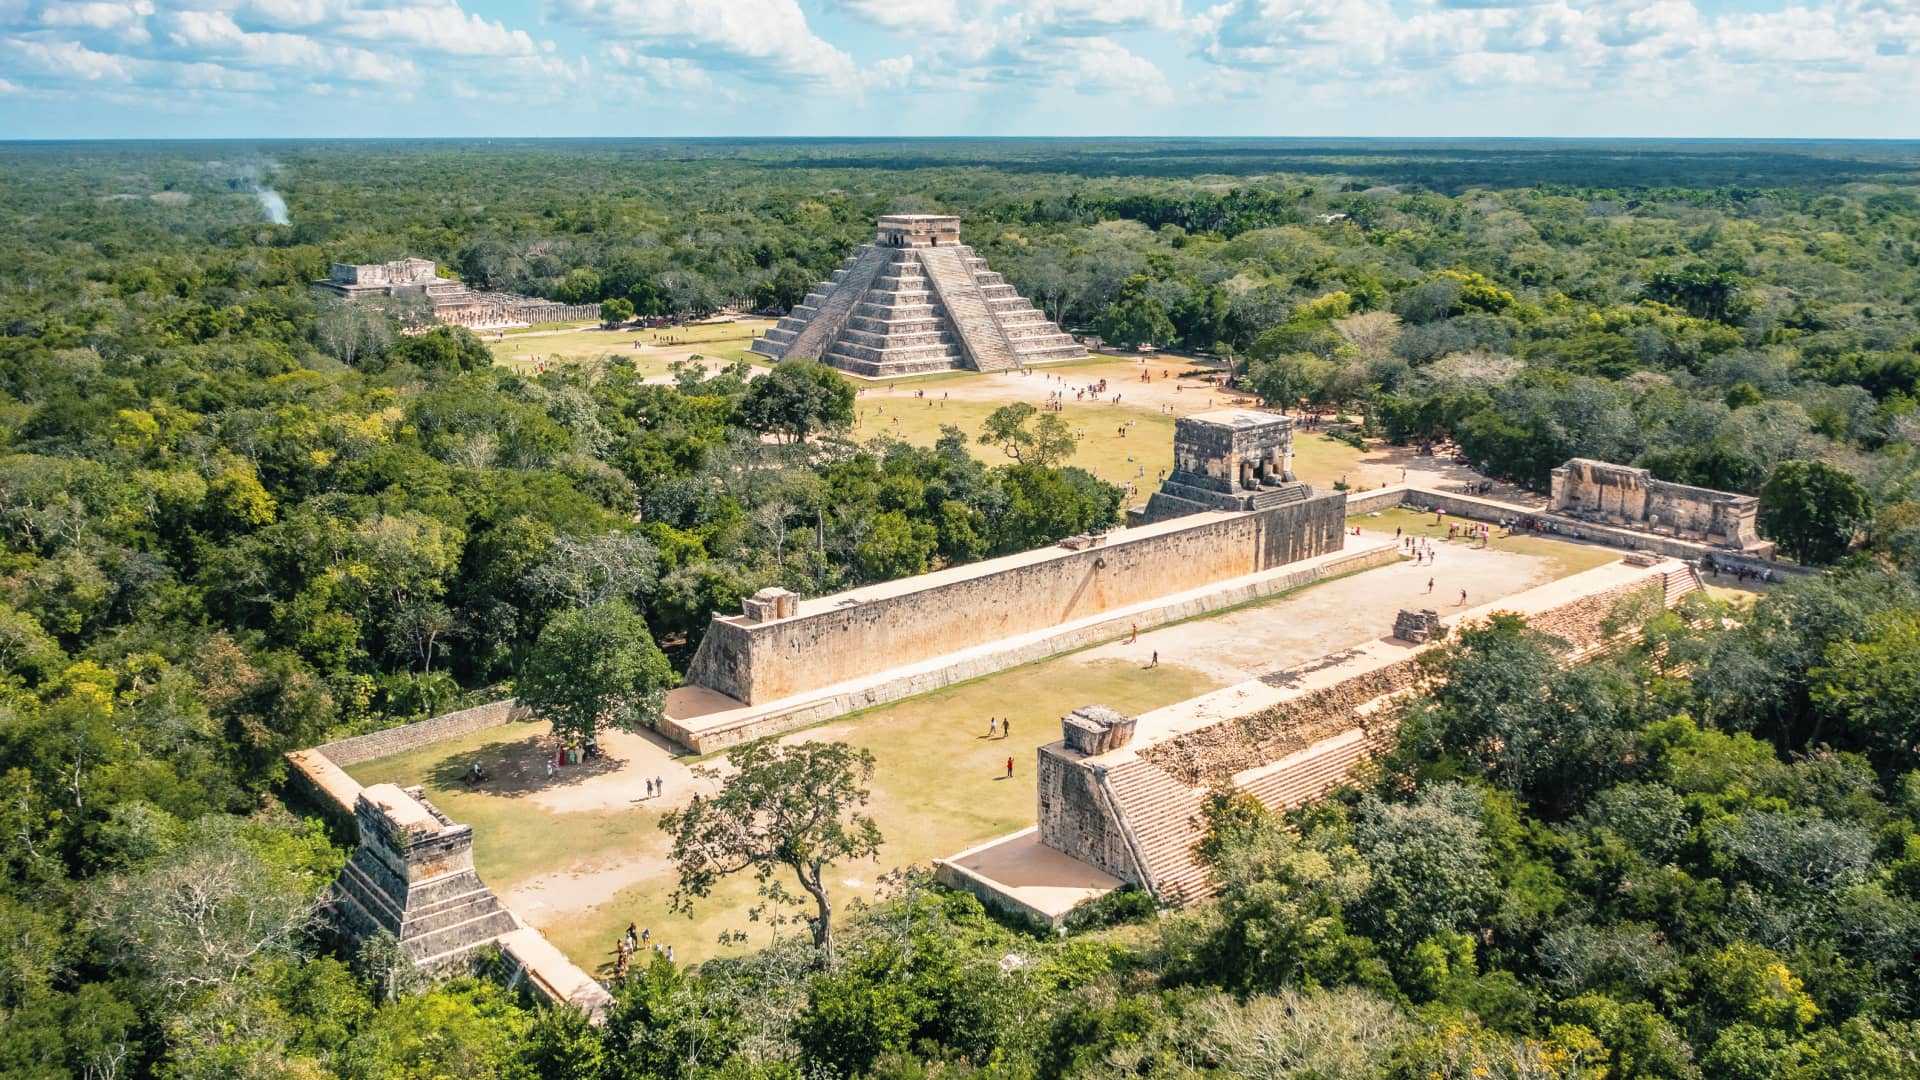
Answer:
1061, 705, 1137, 756
1554, 458, 1756, 508
330, 258, 441, 287
876, 215, 962, 248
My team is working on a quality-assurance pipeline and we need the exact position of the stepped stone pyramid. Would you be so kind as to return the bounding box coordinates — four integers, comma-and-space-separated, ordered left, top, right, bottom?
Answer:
751, 215, 1085, 377
332, 783, 519, 970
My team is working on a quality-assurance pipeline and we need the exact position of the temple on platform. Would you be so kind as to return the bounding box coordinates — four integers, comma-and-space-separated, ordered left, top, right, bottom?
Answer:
749, 215, 1085, 377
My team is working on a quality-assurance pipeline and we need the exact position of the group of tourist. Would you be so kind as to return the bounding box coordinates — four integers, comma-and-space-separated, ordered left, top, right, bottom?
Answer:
611, 921, 672, 979
1701, 557, 1777, 584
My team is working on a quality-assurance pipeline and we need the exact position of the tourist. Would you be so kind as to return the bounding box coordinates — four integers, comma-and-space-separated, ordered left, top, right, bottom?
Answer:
545, 758, 555, 780
1003, 719, 1012, 740
1149, 650, 1159, 668
1427, 577, 1435, 594
1127, 622, 1138, 644
655, 776, 664, 798
1005, 757, 1014, 779
1460, 588, 1469, 606
625, 922, 638, 950
987, 717, 997, 738
645, 778, 654, 798
641, 927, 650, 945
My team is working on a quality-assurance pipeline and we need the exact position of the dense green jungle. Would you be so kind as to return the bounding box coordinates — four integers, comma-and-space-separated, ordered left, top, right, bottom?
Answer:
5, 137, 1920, 1078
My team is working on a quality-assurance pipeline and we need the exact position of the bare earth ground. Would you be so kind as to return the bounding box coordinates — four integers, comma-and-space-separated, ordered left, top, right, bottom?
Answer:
346, 521, 1616, 974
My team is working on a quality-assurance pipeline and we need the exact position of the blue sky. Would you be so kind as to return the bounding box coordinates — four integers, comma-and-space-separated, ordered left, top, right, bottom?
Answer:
1, 0, 1915, 139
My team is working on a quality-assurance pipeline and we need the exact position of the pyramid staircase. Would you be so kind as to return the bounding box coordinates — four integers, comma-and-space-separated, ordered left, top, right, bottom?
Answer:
751, 221, 1084, 378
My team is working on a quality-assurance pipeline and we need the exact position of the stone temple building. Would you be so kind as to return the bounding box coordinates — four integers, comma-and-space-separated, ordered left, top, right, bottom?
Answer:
749, 215, 1085, 377
315, 259, 598, 330
1130, 409, 1313, 524
1549, 459, 1774, 556
331, 782, 517, 970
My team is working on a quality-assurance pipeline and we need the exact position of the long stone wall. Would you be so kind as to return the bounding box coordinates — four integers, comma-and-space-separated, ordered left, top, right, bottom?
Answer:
688, 492, 1347, 707
1032, 559, 1704, 905
316, 699, 527, 766
663, 540, 1400, 753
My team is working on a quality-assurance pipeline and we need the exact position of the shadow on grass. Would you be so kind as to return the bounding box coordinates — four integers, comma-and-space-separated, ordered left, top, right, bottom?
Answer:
425, 733, 623, 799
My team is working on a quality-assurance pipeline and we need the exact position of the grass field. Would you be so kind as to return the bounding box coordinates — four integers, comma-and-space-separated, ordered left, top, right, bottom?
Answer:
858, 397, 1367, 505
1349, 506, 1623, 580
488, 319, 776, 375
349, 654, 1219, 972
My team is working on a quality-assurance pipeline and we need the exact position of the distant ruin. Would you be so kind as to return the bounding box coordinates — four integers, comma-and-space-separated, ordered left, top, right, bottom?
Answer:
1550, 458, 1773, 556
750, 215, 1085, 376
316, 259, 598, 330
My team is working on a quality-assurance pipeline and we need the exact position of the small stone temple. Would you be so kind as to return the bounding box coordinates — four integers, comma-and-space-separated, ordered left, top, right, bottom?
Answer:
331, 783, 517, 969
1549, 459, 1773, 555
1131, 409, 1311, 524
749, 215, 1085, 376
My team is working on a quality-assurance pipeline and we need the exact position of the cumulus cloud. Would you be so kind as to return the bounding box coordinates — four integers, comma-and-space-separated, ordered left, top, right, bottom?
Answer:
552, 0, 890, 90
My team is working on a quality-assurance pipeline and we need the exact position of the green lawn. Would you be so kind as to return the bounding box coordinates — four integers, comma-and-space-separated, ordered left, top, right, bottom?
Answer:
348, 652, 1220, 973
489, 320, 775, 375
1349, 506, 1622, 579
858, 398, 1365, 508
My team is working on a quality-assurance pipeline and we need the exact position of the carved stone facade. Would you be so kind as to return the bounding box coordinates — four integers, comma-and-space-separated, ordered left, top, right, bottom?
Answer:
331, 783, 518, 970
315, 259, 597, 329
1549, 458, 1773, 555
750, 215, 1085, 376
1132, 409, 1312, 524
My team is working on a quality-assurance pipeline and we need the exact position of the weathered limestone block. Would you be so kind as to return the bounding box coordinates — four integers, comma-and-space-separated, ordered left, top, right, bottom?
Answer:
1134, 409, 1312, 524
1393, 608, 1446, 643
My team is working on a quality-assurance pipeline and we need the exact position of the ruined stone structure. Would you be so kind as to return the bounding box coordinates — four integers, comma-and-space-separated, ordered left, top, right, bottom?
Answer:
949, 557, 1706, 912
315, 260, 597, 329
331, 783, 518, 970
1550, 458, 1773, 556
686, 489, 1345, 709
1132, 410, 1311, 525
749, 215, 1084, 376
1392, 608, 1446, 643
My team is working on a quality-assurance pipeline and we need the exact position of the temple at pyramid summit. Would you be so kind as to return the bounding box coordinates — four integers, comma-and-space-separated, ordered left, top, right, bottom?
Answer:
750, 215, 1087, 377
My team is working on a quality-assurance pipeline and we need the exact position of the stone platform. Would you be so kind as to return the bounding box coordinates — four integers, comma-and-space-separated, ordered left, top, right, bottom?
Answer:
662, 537, 1399, 753
935, 827, 1127, 928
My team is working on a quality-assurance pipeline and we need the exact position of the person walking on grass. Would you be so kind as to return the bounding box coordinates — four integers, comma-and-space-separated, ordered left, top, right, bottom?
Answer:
1460, 588, 1469, 606
1006, 756, 1015, 779
1428, 577, 1435, 594
1002, 718, 1012, 741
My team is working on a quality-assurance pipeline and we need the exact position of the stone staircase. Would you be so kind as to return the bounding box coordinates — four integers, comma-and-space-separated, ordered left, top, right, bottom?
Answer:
1099, 760, 1211, 904
918, 246, 1019, 373
1249, 482, 1313, 509
778, 246, 892, 362
750, 227, 1087, 377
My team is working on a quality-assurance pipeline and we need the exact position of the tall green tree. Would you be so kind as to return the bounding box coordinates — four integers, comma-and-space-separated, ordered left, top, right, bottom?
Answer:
661, 739, 882, 966
516, 599, 673, 746
1759, 459, 1870, 565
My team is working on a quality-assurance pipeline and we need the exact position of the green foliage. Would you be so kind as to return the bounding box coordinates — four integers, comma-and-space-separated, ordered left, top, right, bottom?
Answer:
599, 296, 634, 326
737, 359, 855, 443
977, 402, 1080, 467
515, 599, 673, 745
662, 739, 883, 964
1760, 459, 1871, 565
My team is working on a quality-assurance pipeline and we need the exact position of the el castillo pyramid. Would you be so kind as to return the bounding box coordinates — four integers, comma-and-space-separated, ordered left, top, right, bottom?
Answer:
750, 215, 1085, 377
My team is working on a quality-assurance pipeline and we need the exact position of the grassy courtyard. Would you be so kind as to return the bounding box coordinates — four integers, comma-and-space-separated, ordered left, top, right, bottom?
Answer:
1349, 506, 1622, 580
349, 655, 1219, 973
488, 319, 776, 375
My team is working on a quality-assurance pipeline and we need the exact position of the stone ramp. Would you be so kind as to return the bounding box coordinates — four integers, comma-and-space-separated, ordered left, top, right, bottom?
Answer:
918, 246, 1019, 372
782, 245, 890, 361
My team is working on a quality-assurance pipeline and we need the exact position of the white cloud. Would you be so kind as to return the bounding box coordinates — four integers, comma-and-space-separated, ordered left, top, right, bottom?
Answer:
832, 0, 965, 33
551, 0, 879, 89
6, 35, 134, 78
335, 2, 537, 57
